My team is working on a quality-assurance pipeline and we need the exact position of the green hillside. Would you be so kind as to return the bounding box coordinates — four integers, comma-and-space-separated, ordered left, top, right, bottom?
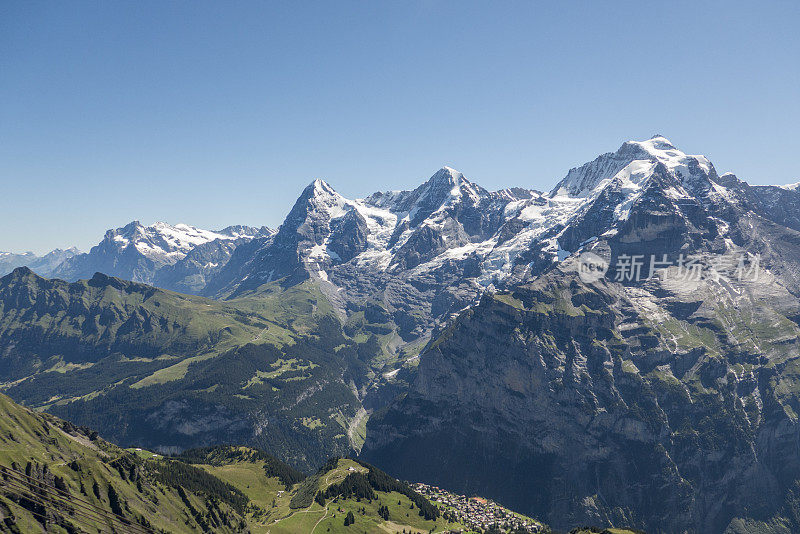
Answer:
0, 268, 392, 471
0, 268, 264, 381
182, 452, 467, 534
0, 392, 248, 533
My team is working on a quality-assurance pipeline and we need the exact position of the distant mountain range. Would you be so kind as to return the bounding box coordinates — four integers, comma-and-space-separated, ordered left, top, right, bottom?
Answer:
0, 223, 273, 290
3, 135, 800, 533
0, 247, 80, 278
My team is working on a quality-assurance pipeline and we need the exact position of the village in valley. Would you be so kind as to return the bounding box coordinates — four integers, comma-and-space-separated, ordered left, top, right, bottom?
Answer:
411, 482, 545, 533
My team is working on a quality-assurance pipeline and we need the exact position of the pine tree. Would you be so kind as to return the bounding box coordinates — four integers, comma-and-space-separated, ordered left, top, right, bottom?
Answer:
108, 485, 124, 516
344, 510, 355, 526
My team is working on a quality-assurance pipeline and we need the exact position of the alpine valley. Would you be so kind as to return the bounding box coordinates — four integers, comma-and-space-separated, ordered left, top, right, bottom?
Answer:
3, 136, 800, 533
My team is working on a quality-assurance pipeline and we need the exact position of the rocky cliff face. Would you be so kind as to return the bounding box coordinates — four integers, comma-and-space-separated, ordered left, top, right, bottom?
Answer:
364, 254, 800, 533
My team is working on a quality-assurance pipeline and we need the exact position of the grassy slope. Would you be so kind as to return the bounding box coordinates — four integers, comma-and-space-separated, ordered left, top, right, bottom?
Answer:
0, 393, 248, 533
0, 268, 265, 394
0, 269, 352, 401
0, 270, 384, 471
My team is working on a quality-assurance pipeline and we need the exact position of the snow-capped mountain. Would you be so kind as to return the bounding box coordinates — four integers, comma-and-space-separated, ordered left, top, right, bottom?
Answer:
152, 230, 274, 294
215, 168, 527, 291
19, 135, 793, 344
28, 247, 82, 276
201, 168, 538, 344
51, 221, 272, 289
16, 134, 797, 350
204, 135, 778, 346
238, 136, 725, 291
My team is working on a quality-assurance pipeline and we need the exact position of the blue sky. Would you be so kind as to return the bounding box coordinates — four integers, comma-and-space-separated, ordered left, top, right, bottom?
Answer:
1, 1, 799, 254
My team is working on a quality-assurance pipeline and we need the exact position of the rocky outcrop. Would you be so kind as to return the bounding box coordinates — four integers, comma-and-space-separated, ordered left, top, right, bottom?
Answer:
364, 246, 800, 534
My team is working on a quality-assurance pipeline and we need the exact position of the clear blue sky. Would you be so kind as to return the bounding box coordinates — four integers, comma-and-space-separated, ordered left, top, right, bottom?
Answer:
1, 1, 798, 254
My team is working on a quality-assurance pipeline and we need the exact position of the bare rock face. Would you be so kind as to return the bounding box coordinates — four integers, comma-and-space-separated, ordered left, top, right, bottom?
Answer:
364, 258, 800, 533
153, 236, 252, 294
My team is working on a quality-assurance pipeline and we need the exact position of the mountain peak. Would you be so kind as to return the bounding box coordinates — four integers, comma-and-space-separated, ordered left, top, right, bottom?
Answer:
649, 133, 672, 142
216, 225, 272, 239
1, 266, 39, 284
428, 166, 464, 186
305, 178, 338, 197
621, 135, 710, 169
421, 166, 480, 197
277, 178, 351, 237
295, 179, 346, 209
411, 166, 485, 211
94, 221, 247, 267
624, 135, 676, 154
552, 136, 713, 198
11, 266, 34, 277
